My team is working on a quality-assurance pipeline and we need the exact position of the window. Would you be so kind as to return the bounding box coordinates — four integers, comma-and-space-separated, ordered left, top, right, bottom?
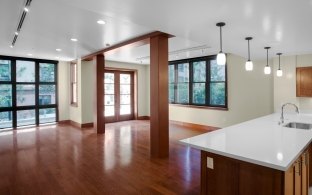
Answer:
169, 55, 227, 108
0, 56, 58, 130
70, 63, 78, 106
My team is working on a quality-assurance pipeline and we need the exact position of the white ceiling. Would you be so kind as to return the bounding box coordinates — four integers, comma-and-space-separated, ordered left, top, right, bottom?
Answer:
1, 0, 312, 63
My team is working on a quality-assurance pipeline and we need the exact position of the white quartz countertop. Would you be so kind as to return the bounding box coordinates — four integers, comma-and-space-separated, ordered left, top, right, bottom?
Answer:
180, 113, 312, 171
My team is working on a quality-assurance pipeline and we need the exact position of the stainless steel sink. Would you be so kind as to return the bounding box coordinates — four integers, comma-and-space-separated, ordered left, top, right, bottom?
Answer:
284, 122, 312, 130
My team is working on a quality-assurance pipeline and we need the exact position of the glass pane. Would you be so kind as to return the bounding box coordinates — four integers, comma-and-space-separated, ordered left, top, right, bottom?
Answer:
210, 83, 226, 106
40, 63, 55, 82
17, 110, 36, 127
193, 61, 206, 82
16, 85, 35, 106
105, 95, 114, 105
16, 61, 35, 82
0, 111, 12, 129
120, 74, 131, 84
0, 60, 11, 81
177, 83, 189, 104
120, 84, 130, 95
193, 83, 206, 104
211, 60, 225, 81
105, 106, 114, 116
169, 84, 174, 103
104, 73, 114, 83
120, 105, 131, 115
178, 63, 189, 82
0, 85, 12, 107
39, 108, 56, 124
39, 85, 56, 105
169, 65, 175, 83
73, 83, 77, 103
120, 95, 130, 104
71, 64, 77, 82
105, 84, 114, 94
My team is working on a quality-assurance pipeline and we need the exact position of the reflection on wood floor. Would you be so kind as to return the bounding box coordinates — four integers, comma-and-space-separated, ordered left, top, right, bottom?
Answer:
0, 120, 214, 194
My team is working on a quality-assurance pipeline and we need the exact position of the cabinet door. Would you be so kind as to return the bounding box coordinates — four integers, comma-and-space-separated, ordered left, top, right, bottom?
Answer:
294, 160, 302, 195
297, 67, 312, 97
302, 152, 309, 195
284, 165, 294, 195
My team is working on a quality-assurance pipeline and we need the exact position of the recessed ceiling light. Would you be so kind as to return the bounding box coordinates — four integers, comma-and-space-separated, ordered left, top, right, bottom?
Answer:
24, 7, 29, 12
27, 53, 33, 56
55, 57, 60, 59
97, 20, 106, 24
15, 32, 19, 35
56, 48, 62, 52
71, 38, 78, 42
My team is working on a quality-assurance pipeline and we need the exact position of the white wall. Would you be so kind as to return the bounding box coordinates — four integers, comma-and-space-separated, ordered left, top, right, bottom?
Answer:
81, 60, 94, 124
273, 54, 312, 113
169, 54, 274, 128
57, 61, 70, 121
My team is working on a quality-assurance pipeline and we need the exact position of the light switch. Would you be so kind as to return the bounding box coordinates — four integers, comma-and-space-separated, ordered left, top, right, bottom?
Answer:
207, 157, 214, 169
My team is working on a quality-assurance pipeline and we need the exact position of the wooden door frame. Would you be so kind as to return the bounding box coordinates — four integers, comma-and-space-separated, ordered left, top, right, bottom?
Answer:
104, 67, 138, 122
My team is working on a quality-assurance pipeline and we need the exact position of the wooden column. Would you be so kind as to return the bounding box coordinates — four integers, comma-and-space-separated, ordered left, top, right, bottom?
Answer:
93, 54, 105, 134
150, 35, 169, 158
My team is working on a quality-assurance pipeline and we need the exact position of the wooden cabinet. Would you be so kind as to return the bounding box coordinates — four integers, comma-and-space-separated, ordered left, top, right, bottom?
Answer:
297, 67, 312, 97
201, 148, 310, 195
285, 150, 309, 195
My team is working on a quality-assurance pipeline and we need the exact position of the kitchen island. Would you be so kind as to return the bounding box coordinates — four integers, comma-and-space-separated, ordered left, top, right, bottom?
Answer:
180, 113, 312, 195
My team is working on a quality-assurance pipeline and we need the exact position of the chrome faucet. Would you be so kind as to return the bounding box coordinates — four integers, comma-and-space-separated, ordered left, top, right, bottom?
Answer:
280, 103, 300, 124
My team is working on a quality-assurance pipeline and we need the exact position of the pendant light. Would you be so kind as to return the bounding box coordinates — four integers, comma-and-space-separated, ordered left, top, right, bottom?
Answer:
264, 47, 271, 74
276, 53, 283, 77
245, 37, 253, 71
216, 22, 226, 66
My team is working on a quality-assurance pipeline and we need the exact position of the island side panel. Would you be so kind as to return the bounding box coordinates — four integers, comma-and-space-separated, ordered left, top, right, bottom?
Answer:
201, 151, 284, 195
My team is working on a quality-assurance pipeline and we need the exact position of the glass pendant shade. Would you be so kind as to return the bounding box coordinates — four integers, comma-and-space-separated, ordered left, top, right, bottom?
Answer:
264, 66, 271, 74
245, 60, 253, 71
217, 52, 226, 66
277, 69, 283, 77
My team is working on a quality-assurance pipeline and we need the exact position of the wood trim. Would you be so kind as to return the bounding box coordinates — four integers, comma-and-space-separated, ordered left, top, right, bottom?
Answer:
170, 120, 219, 132
70, 120, 81, 128
81, 123, 93, 128
150, 34, 169, 158
93, 55, 105, 134
169, 104, 228, 111
137, 116, 150, 120
82, 31, 173, 61
58, 120, 70, 125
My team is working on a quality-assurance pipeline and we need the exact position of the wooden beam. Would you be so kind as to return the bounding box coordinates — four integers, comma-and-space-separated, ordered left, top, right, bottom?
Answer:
82, 31, 173, 61
93, 54, 105, 134
150, 34, 169, 158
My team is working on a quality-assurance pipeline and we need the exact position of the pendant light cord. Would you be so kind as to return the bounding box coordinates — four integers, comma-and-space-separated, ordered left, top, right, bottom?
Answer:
266, 48, 269, 66
220, 26, 222, 52
278, 55, 281, 69
247, 40, 250, 61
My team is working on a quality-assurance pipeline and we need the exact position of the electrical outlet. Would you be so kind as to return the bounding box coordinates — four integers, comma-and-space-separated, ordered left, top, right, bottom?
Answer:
207, 157, 214, 169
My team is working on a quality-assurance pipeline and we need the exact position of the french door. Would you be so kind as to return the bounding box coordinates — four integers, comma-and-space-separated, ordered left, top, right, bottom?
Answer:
104, 70, 134, 123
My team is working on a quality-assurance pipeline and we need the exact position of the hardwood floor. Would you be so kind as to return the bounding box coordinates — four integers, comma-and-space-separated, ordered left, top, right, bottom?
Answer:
0, 120, 214, 194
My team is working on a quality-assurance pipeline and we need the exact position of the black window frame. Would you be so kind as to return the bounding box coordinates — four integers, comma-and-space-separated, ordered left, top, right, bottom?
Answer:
169, 55, 228, 109
0, 55, 58, 129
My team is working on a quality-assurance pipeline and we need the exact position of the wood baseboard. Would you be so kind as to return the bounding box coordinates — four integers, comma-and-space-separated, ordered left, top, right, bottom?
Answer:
58, 120, 94, 129
169, 120, 219, 132
137, 116, 150, 120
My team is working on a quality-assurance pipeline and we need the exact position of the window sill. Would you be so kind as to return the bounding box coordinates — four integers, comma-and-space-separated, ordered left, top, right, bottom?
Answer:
169, 104, 228, 111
